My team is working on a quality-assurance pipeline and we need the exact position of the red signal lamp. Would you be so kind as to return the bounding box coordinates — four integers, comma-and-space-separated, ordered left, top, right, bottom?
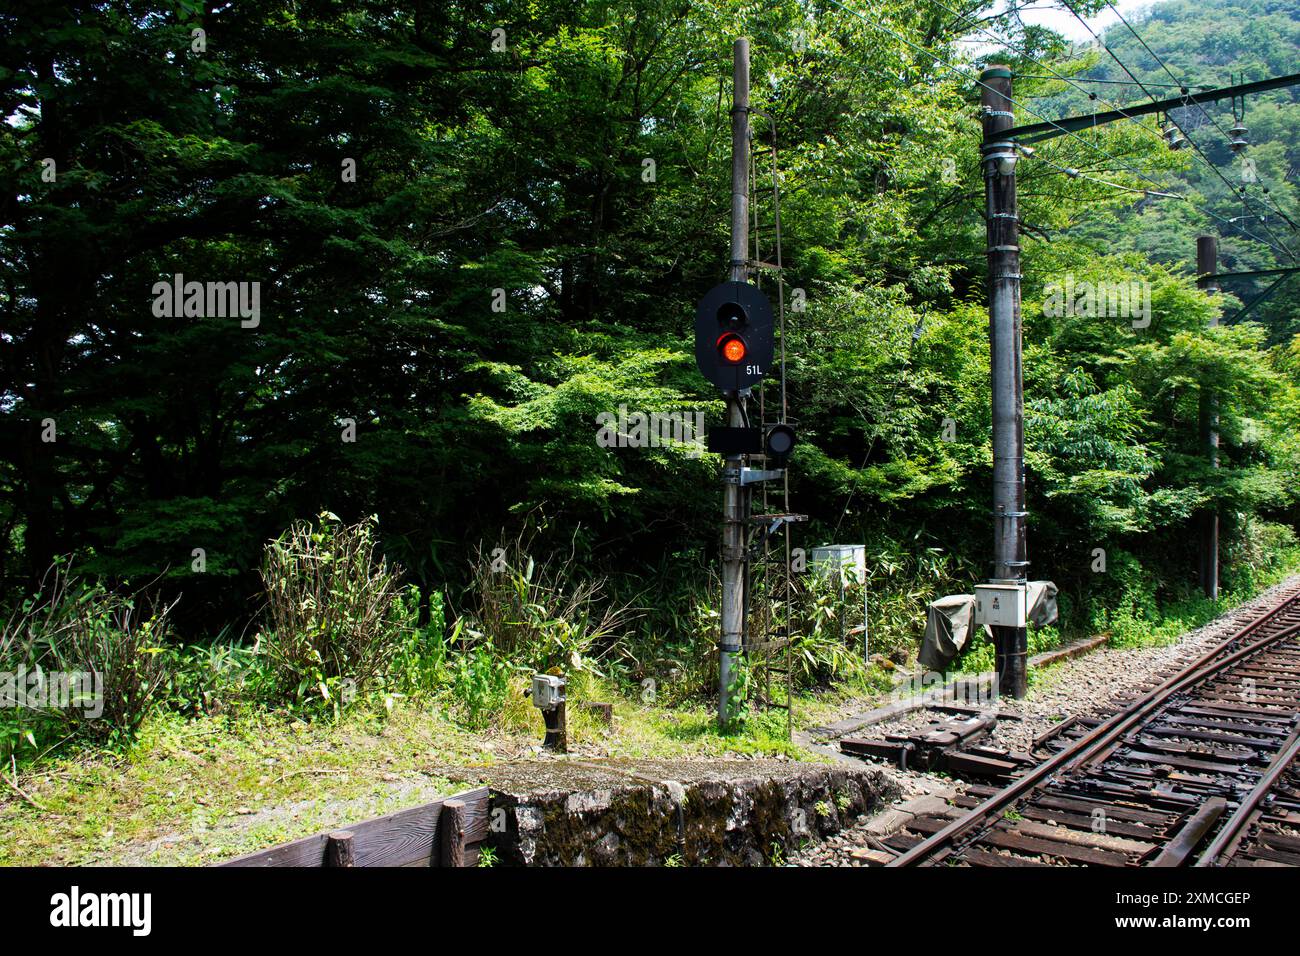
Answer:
718, 333, 747, 364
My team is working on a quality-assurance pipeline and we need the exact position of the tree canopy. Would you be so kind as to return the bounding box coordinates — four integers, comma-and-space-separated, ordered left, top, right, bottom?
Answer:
3, 0, 1299, 640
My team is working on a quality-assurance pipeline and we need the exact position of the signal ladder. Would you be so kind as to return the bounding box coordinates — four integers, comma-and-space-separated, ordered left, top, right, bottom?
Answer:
742, 109, 805, 739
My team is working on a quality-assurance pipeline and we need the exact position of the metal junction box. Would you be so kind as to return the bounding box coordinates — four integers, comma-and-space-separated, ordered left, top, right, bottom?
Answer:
531, 674, 566, 710
810, 544, 867, 583
974, 583, 1027, 628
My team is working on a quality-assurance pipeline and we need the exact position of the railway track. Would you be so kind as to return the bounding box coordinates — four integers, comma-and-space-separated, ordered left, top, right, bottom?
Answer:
881, 585, 1300, 867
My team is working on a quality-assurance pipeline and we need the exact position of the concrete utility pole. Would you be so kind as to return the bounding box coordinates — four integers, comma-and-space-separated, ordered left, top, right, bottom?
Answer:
719, 37, 750, 728
1197, 235, 1220, 600
980, 66, 1028, 699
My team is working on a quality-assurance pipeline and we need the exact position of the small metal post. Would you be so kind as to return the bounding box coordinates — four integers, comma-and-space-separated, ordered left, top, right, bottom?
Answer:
544, 700, 567, 752
531, 674, 568, 752
863, 578, 870, 661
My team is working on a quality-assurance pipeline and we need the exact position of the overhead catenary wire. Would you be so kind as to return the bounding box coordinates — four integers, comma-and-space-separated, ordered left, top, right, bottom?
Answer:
1029, 151, 1182, 199
984, 0, 1300, 258
1016, 75, 1212, 90
820, 0, 1292, 258
926, 0, 1170, 146
927, 0, 1297, 252
1094, 0, 1299, 248
1074, 0, 1299, 256
952, 0, 1297, 260
674, 0, 1286, 249
1020, 152, 1291, 254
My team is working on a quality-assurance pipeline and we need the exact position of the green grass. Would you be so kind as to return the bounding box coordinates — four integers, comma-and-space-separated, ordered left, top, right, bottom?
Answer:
0, 705, 491, 866
7, 552, 1298, 867
0, 675, 827, 866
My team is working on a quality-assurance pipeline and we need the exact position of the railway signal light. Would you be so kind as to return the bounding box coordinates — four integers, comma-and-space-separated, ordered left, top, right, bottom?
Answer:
764, 423, 796, 464
719, 333, 747, 364
694, 281, 775, 392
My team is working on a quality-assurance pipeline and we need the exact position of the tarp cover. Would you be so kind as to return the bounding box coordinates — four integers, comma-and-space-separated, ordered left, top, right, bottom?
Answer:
918, 581, 1059, 672
1027, 580, 1059, 628
918, 593, 988, 672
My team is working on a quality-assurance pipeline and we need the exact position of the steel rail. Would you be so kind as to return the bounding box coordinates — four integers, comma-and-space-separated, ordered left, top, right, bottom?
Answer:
888, 586, 1300, 866
1194, 722, 1300, 867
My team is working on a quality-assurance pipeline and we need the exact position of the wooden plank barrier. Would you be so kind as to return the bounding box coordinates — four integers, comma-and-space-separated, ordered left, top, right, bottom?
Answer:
216, 786, 491, 868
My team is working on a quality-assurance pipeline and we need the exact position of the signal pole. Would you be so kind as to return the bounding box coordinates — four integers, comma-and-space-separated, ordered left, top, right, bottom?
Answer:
1197, 235, 1220, 600
719, 37, 750, 728
981, 66, 1028, 699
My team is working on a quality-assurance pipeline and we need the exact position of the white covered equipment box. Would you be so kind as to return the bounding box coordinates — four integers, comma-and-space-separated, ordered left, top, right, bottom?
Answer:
974, 583, 1027, 628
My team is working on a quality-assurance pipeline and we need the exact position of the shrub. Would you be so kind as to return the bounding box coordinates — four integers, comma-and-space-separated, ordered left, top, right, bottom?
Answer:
0, 562, 174, 761
1224, 518, 1300, 595
390, 586, 450, 695
784, 568, 866, 687
446, 635, 511, 730
259, 513, 410, 713
609, 564, 718, 705
159, 638, 272, 717
467, 529, 633, 674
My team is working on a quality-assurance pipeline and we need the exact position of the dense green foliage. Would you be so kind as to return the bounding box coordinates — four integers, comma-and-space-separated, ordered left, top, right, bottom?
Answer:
3, 0, 1300, 728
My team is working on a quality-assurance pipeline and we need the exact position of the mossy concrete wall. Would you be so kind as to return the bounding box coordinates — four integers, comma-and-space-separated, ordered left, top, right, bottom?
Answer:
477, 760, 898, 866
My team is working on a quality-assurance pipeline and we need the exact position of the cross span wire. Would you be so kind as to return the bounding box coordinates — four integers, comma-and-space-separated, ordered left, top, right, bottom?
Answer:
819, 0, 1293, 258
1081, 0, 1298, 249
1088, 0, 1298, 256
926, 0, 1169, 146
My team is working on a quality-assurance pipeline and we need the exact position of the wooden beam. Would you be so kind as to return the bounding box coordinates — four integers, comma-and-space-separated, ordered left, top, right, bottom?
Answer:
440, 800, 468, 868
217, 786, 490, 867
326, 831, 355, 868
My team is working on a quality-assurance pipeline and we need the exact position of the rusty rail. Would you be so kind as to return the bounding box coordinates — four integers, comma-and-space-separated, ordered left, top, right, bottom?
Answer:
1195, 724, 1300, 866
888, 585, 1300, 867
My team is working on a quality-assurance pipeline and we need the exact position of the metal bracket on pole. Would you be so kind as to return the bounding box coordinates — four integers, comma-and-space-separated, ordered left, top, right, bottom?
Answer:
728, 467, 784, 486
756, 513, 806, 535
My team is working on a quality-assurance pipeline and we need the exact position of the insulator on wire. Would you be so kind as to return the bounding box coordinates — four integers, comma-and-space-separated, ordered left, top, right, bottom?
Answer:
1229, 122, 1249, 153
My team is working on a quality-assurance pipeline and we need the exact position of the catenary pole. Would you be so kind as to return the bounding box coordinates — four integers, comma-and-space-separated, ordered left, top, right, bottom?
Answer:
981, 66, 1028, 699
1197, 235, 1220, 600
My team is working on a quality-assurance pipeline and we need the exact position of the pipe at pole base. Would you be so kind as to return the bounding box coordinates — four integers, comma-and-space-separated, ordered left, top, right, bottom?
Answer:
994, 625, 1027, 700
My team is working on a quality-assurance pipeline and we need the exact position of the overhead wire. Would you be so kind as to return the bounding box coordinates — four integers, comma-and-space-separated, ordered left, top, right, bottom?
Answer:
1077, 0, 1298, 257
819, 0, 1292, 256
927, 0, 1169, 146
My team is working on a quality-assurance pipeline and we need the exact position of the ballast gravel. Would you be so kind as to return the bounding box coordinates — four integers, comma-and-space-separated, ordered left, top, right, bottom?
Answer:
790, 575, 1300, 867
